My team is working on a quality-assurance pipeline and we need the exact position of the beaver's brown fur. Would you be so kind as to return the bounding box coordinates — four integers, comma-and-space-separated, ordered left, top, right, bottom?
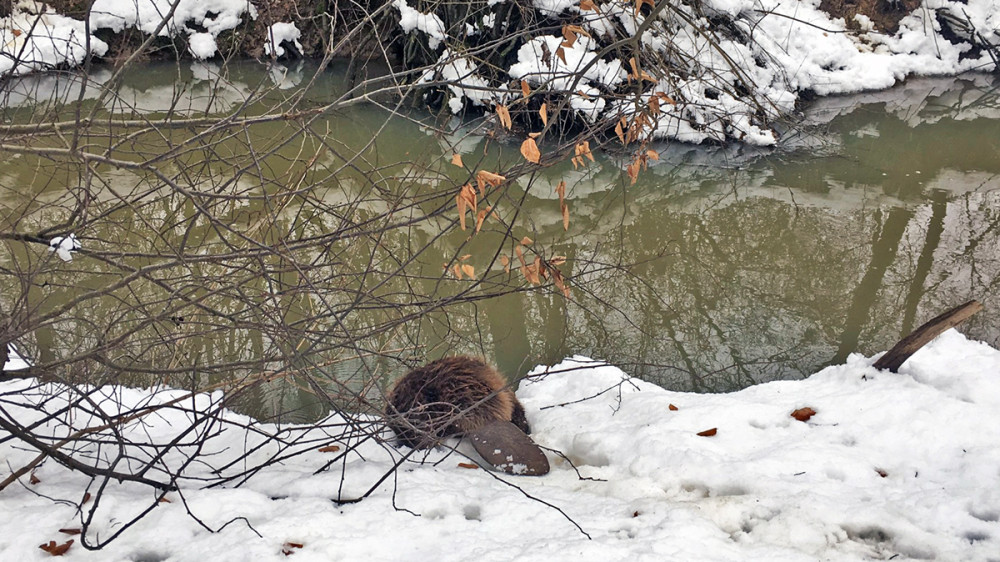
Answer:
385, 356, 531, 448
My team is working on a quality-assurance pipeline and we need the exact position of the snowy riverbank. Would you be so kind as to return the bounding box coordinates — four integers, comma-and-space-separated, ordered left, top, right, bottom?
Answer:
2, 328, 998, 560
2, 0, 999, 144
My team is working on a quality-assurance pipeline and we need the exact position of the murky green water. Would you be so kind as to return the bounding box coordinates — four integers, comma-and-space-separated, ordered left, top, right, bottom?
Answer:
2, 62, 998, 420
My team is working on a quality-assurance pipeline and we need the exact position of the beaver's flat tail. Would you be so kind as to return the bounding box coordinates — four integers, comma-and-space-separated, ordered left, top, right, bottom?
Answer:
467, 420, 550, 476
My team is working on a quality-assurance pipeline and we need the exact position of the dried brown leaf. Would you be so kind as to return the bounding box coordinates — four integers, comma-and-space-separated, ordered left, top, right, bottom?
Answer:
463, 183, 477, 215
562, 202, 570, 230
580, 0, 598, 11
496, 105, 512, 130
453, 264, 463, 280
552, 268, 569, 297
30, 472, 40, 485
522, 263, 541, 285
555, 47, 567, 65
458, 462, 479, 469
461, 264, 475, 279
57, 529, 81, 536
561, 26, 577, 48
457, 184, 478, 231
549, 255, 567, 266
318, 445, 341, 453
476, 170, 506, 193
39, 540, 73, 556
646, 149, 659, 161
521, 80, 531, 98
539, 103, 548, 126
668, 404, 679, 411
82, 493, 91, 505
475, 206, 491, 233
450, 153, 463, 167
648, 95, 660, 115
456, 194, 467, 231
521, 236, 533, 246
656, 92, 677, 105
520, 137, 541, 164
697, 428, 718, 437
626, 161, 639, 185
790, 407, 816, 422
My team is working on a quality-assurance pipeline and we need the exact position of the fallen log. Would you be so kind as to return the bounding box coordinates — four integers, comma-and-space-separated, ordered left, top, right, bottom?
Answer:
873, 300, 983, 372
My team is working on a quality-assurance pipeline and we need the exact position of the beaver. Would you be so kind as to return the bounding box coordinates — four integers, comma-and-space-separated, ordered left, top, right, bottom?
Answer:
385, 356, 548, 475
385, 356, 530, 447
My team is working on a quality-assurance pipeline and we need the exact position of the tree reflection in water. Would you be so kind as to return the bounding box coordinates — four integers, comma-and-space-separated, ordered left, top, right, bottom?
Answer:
1, 63, 998, 421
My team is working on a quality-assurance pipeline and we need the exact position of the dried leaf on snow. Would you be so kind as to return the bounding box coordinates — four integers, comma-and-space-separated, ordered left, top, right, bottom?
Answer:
790, 407, 816, 422
39, 540, 73, 556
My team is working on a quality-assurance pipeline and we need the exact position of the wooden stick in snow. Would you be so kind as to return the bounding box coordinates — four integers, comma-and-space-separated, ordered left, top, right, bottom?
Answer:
873, 300, 983, 372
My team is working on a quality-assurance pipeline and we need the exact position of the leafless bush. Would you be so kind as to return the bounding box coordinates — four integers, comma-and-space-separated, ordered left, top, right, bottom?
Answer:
0, 0, 673, 548
0, 0, 837, 546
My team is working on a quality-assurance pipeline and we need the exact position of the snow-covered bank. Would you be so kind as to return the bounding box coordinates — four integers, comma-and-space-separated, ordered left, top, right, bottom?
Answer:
397, 0, 1000, 144
3, 0, 999, 143
0, 0, 258, 71
0, 2, 108, 75
2, 329, 998, 560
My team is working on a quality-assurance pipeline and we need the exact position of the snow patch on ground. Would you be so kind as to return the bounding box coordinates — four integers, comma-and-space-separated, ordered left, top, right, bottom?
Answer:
2, 329, 999, 560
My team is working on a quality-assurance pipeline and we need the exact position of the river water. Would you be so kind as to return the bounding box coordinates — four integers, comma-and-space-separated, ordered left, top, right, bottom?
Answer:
1, 61, 997, 420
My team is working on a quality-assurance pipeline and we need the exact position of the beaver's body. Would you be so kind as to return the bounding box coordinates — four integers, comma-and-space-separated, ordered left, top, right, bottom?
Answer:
385, 356, 530, 448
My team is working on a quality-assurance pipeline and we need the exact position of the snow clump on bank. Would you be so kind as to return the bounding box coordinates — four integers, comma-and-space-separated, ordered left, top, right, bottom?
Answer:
264, 22, 303, 58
